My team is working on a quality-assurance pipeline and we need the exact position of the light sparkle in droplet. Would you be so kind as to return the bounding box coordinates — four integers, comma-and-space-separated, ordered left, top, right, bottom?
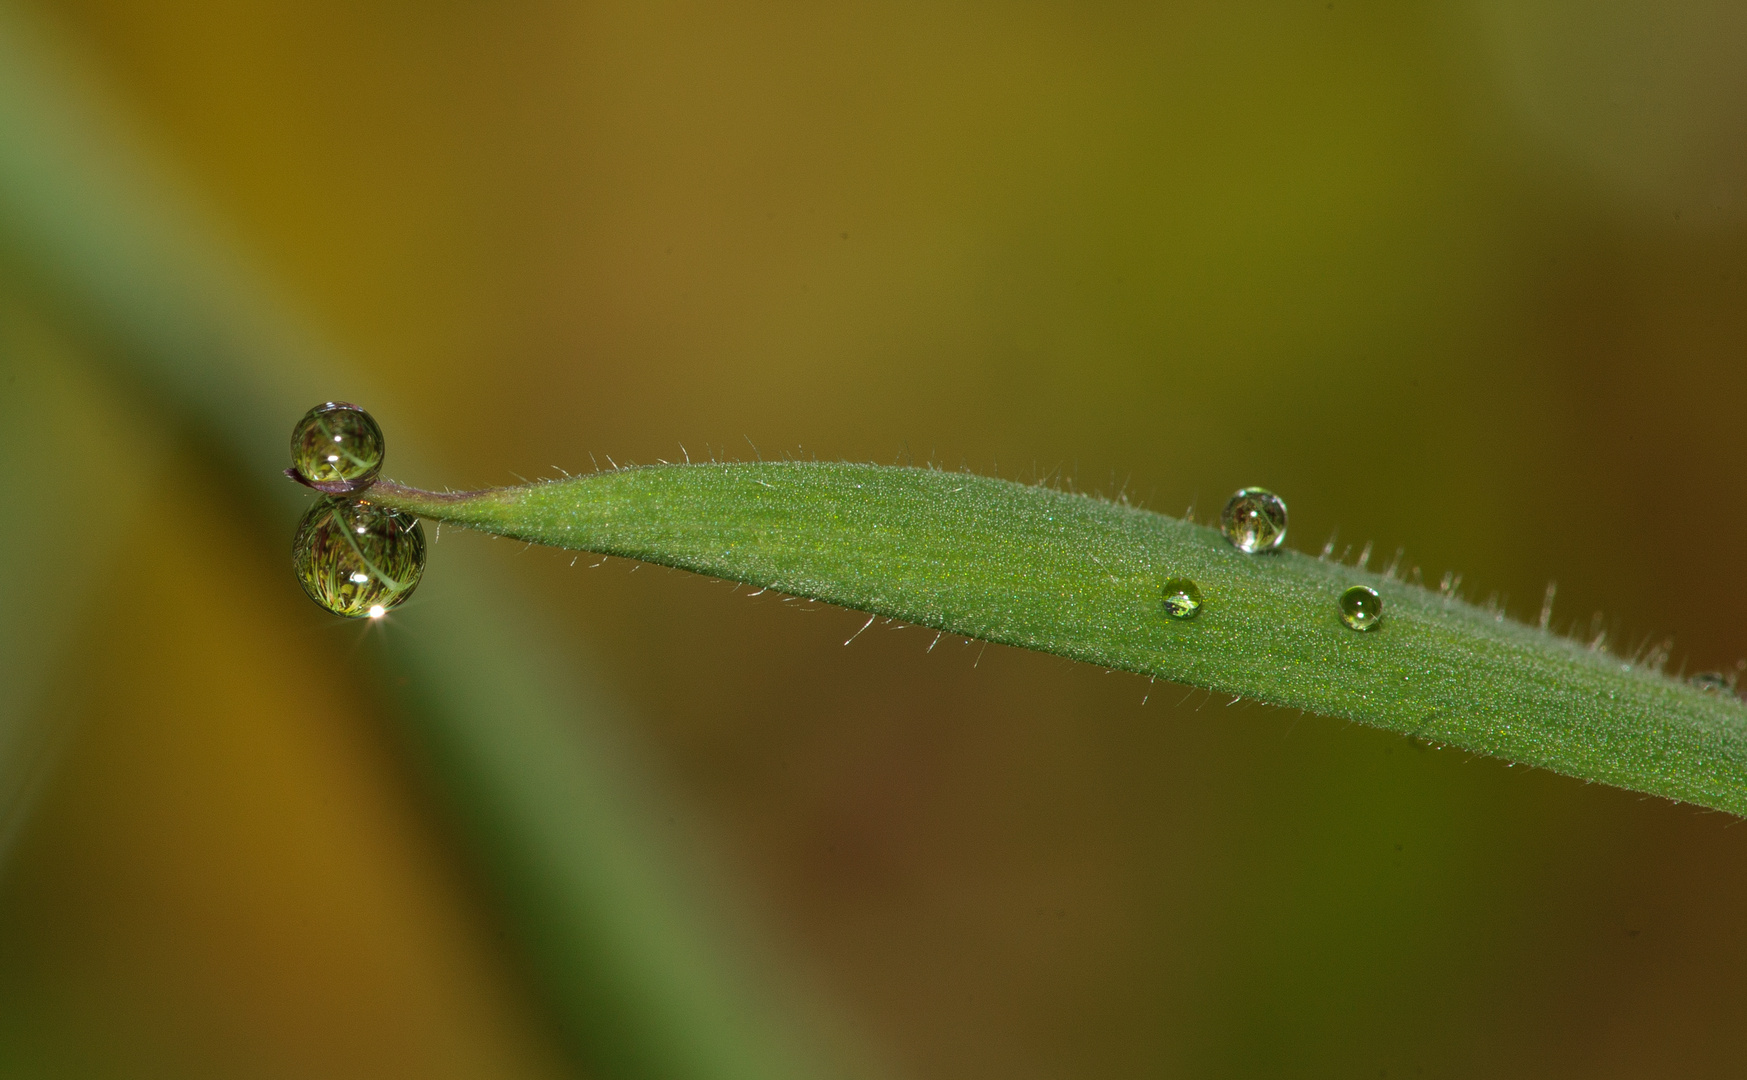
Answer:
1338, 585, 1383, 632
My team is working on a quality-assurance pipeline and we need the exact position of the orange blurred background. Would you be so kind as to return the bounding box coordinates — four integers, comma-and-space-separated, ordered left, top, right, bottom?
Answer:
4, 1, 1747, 1076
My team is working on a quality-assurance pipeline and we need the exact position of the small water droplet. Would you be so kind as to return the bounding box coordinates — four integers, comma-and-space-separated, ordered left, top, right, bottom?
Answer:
293, 497, 425, 618
291, 402, 384, 494
1220, 487, 1287, 553
1689, 671, 1731, 693
1339, 585, 1382, 631
1161, 577, 1203, 619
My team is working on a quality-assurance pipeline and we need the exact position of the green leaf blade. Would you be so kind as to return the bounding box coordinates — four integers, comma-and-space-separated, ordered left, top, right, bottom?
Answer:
377, 461, 1747, 816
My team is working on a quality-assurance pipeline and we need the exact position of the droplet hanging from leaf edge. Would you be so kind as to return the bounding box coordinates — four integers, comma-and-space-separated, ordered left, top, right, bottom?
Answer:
292, 496, 425, 618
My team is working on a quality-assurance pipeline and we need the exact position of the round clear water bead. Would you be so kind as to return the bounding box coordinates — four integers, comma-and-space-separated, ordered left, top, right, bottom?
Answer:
291, 401, 385, 494
1161, 577, 1203, 620
1338, 585, 1382, 631
293, 497, 425, 618
1220, 487, 1287, 553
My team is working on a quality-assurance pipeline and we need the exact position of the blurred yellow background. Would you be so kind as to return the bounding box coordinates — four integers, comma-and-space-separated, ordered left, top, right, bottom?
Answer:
4, 0, 1747, 1076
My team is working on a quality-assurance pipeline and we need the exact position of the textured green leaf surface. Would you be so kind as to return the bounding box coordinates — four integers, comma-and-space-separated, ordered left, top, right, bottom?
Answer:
375, 464, 1747, 816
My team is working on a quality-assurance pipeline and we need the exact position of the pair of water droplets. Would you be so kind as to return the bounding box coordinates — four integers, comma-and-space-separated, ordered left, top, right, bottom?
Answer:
1162, 487, 1381, 632
288, 402, 426, 619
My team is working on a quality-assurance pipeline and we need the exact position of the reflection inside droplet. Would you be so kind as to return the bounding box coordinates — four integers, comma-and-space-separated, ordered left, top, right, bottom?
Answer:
293, 497, 426, 618
1161, 577, 1203, 620
290, 401, 385, 494
1220, 487, 1288, 553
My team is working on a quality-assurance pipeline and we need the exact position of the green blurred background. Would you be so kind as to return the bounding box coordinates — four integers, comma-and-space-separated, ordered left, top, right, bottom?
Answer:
3, 1, 1747, 1076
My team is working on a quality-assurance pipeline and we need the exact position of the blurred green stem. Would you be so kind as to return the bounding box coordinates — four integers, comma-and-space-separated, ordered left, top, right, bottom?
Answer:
0, 5, 876, 1078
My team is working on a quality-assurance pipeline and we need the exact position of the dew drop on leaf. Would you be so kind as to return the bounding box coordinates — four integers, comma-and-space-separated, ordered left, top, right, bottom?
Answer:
291, 401, 384, 494
1339, 585, 1383, 631
1689, 671, 1731, 693
1220, 487, 1287, 553
293, 497, 425, 618
1161, 577, 1203, 619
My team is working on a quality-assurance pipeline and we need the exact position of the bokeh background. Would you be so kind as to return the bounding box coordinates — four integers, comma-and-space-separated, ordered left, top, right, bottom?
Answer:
3, 1, 1747, 1076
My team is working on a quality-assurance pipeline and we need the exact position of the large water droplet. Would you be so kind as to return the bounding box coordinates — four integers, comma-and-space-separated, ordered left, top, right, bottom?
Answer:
1161, 577, 1203, 620
1338, 585, 1382, 631
1220, 487, 1287, 553
291, 401, 384, 494
293, 497, 425, 618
